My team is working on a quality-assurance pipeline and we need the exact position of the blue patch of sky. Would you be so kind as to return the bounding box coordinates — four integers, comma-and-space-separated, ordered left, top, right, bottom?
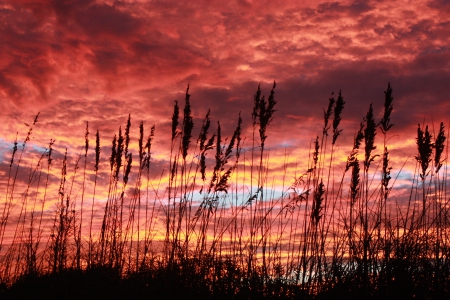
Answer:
31, 144, 48, 154
188, 186, 287, 209
0, 138, 13, 162
0, 138, 49, 162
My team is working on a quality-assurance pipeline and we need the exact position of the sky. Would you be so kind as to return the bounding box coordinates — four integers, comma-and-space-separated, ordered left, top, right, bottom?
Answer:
1, 0, 450, 240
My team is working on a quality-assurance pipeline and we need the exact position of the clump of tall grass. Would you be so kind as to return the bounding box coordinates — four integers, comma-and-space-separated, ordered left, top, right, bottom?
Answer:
1, 83, 450, 299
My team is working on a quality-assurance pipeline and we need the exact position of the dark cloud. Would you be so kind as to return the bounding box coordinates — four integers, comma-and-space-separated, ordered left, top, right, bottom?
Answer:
427, 0, 450, 10
75, 3, 142, 37
0, 73, 23, 104
317, 1, 373, 16
52, 0, 96, 24
89, 49, 123, 74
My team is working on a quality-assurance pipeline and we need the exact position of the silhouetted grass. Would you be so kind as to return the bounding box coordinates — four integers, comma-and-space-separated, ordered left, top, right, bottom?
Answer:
1, 83, 450, 299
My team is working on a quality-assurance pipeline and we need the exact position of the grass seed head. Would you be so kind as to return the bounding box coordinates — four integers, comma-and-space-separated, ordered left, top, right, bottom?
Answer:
380, 82, 394, 134
312, 181, 325, 225
364, 103, 377, 170
182, 85, 194, 160
350, 159, 360, 205
124, 114, 131, 158
313, 136, 320, 168
382, 147, 392, 190
110, 135, 117, 171
258, 81, 277, 147
199, 109, 211, 152
85, 121, 89, 157
139, 121, 144, 164
332, 90, 345, 145
10, 134, 18, 168
323, 93, 335, 136
434, 122, 446, 173
115, 127, 124, 179
48, 139, 55, 166
416, 124, 434, 180
346, 123, 364, 172
252, 85, 261, 126
171, 100, 180, 141
123, 153, 132, 185
95, 131, 100, 172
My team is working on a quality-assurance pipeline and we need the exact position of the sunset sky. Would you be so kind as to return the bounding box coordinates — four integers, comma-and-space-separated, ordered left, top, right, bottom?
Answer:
1, 0, 450, 205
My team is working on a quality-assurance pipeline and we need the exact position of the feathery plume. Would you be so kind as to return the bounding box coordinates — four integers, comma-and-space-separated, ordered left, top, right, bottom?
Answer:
95, 131, 100, 172
350, 159, 360, 205
434, 122, 446, 173
323, 94, 335, 136
416, 124, 434, 180
171, 101, 180, 140
364, 104, 377, 171
332, 90, 345, 145
379, 83, 394, 134
182, 85, 194, 160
